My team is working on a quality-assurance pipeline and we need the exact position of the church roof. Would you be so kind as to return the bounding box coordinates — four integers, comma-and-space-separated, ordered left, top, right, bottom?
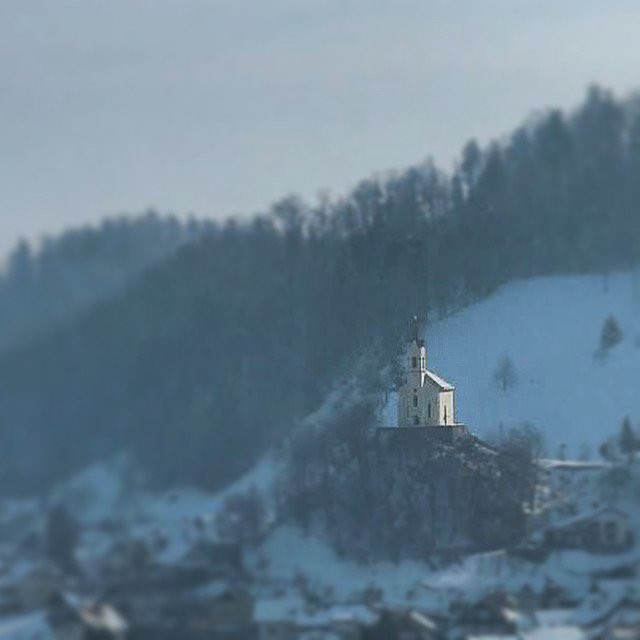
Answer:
423, 369, 454, 391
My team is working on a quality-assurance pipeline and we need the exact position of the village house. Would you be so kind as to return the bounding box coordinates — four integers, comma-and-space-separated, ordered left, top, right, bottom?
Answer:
569, 581, 640, 636
449, 591, 524, 639
363, 608, 443, 639
605, 603, 640, 639
49, 596, 129, 640
544, 507, 633, 553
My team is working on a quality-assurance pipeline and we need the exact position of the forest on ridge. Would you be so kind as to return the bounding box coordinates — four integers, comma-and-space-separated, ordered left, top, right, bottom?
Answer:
1, 86, 639, 494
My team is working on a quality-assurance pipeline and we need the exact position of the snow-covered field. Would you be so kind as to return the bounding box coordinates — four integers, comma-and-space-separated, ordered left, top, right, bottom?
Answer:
384, 270, 640, 455
248, 526, 439, 606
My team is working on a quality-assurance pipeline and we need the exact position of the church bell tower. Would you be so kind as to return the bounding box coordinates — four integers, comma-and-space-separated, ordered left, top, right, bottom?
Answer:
406, 315, 427, 388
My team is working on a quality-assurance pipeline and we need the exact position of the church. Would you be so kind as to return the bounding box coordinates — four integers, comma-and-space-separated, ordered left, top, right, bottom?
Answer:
396, 318, 456, 428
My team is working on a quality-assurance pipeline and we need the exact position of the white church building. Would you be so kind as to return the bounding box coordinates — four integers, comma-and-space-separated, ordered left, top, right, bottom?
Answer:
397, 319, 456, 428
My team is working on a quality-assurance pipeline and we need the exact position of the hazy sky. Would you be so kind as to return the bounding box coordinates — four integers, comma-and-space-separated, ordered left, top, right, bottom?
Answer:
2, 0, 640, 256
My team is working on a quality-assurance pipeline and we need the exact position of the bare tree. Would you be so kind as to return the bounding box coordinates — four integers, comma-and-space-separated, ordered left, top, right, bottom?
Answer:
493, 355, 518, 393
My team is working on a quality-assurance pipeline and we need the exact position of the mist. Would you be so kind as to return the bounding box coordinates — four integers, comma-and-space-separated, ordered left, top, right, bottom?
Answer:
2, 0, 640, 255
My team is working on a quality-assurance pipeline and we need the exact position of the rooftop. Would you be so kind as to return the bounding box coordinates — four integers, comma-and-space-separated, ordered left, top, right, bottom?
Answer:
424, 369, 454, 391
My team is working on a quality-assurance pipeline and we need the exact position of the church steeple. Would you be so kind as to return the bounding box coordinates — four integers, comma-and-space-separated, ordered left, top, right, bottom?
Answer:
405, 316, 427, 390
411, 314, 425, 347
412, 314, 421, 345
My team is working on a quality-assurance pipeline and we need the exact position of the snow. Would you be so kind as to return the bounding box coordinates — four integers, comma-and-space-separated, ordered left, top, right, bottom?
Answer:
80, 444, 635, 623
547, 505, 629, 532
79, 603, 128, 634
250, 526, 438, 607
47, 449, 282, 568
254, 594, 307, 623
50, 454, 132, 525
408, 609, 437, 631
538, 459, 611, 470
523, 627, 586, 640
255, 598, 378, 634
613, 606, 640, 626
6, 269, 639, 640
132, 452, 280, 564
425, 550, 545, 598
424, 369, 454, 391
467, 636, 517, 640
383, 270, 640, 454
534, 608, 574, 627
254, 597, 377, 627
0, 612, 53, 640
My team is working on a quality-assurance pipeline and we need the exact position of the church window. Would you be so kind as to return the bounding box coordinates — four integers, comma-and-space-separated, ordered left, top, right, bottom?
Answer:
414, 415, 420, 425
428, 402, 431, 418
413, 395, 418, 407
411, 357, 417, 369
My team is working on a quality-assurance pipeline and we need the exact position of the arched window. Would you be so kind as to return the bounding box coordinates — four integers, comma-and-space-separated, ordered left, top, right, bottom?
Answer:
413, 395, 418, 408
428, 402, 431, 418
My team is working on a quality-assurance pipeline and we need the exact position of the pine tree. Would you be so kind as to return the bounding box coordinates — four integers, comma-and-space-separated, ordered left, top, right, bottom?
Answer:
599, 315, 623, 353
619, 416, 638, 460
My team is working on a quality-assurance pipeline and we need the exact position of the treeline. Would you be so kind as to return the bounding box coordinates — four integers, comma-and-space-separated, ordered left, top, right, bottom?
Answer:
0, 212, 213, 353
0, 86, 639, 494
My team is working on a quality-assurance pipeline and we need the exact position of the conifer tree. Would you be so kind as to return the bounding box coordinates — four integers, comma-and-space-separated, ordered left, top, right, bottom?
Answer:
619, 416, 639, 459
599, 315, 623, 353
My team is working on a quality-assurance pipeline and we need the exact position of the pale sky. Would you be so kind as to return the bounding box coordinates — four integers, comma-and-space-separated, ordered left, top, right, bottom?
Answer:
1, 0, 640, 256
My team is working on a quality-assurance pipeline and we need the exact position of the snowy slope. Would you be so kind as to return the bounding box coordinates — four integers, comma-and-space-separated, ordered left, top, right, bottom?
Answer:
0, 612, 53, 639
384, 270, 640, 454
135, 453, 280, 563
41, 451, 283, 568
249, 526, 438, 606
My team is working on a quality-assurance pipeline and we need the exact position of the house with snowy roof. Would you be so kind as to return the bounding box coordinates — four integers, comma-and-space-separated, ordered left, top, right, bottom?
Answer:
544, 506, 633, 553
396, 316, 458, 428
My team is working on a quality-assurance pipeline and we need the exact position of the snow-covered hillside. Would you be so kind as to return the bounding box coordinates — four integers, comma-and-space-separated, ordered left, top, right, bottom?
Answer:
384, 270, 640, 454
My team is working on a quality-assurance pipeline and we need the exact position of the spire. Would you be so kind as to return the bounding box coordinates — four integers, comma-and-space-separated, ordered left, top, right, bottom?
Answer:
412, 314, 424, 347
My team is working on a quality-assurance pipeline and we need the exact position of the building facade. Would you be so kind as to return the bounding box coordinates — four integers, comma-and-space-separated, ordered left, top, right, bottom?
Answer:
397, 326, 456, 428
